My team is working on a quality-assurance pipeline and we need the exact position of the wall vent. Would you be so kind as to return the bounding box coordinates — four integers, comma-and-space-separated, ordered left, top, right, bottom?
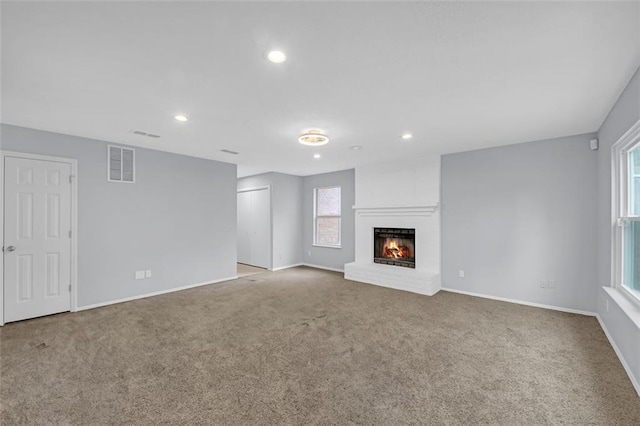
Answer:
221, 149, 239, 155
131, 130, 161, 139
108, 145, 135, 183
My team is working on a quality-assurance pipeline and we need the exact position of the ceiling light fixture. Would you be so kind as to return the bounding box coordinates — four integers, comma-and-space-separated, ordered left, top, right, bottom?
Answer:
313, 153, 321, 159
401, 133, 413, 140
174, 115, 189, 122
267, 50, 286, 63
298, 129, 329, 146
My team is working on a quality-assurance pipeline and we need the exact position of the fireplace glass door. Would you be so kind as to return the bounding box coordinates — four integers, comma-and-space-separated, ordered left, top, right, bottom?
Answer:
373, 228, 415, 268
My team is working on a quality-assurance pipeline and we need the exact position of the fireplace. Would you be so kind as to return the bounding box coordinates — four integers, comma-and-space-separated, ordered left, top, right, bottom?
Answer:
373, 228, 415, 268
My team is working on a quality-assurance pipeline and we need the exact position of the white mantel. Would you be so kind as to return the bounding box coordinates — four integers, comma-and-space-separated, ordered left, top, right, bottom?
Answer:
352, 203, 439, 217
344, 157, 441, 296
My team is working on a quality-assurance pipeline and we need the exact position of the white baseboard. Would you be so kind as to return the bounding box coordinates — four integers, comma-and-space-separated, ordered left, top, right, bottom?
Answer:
596, 314, 640, 397
441, 287, 596, 317
271, 263, 303, 271
303, 263, 344, 273
76, 276, 237, 311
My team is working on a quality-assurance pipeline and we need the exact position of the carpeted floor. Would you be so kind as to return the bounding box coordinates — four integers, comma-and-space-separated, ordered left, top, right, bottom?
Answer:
1, 267, 639, 424
237, 263, 268, 278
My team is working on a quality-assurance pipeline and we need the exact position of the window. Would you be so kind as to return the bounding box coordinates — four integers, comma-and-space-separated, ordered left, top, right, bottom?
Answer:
314, 186, 341, 247
613, 119, 640, 303
108, 145, 135, 183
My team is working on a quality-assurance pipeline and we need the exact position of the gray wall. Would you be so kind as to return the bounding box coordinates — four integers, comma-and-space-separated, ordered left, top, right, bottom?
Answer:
1, 124, 237, 307
595, 66, 640, 390
441, 133, 598, 312
237, 172, 303, 270
302, 169, 355, 271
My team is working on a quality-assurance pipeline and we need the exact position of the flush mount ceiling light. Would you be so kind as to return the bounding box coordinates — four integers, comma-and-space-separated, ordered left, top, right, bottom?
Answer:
401, 133, 413, 140
298, 130, 329, 146
174, 115, 189, 122
313, 153, 321, 159
267, 50, 286, 63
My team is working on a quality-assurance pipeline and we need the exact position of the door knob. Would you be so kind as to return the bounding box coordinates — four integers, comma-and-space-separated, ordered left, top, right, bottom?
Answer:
5, 246, 15, 252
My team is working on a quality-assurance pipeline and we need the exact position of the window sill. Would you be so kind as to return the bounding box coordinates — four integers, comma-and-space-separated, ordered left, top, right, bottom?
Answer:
313, 244, 342, 249
603, 286, 640, 330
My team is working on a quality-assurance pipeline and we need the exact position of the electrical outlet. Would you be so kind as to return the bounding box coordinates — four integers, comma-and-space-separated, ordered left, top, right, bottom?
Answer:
458, 270, 465, 278
135, 271, 145, 280
145, 270, 152, 278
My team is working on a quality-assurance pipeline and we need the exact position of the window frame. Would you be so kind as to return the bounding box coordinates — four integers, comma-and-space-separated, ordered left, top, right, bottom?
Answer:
612, 118, 640, 305
313, 185, 342, 248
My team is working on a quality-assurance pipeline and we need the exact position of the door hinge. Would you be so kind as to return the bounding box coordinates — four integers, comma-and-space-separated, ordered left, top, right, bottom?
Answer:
69, 175, 74, 184
69, 284, 71, 292
69, 230, 72, 238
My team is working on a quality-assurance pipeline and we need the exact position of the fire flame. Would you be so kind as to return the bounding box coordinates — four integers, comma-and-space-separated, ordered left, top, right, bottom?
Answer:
384, 239, 409, 259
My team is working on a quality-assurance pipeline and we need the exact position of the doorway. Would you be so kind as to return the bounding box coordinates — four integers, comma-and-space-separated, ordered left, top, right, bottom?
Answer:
1, 152, 77, 325
237, 186, 271, 269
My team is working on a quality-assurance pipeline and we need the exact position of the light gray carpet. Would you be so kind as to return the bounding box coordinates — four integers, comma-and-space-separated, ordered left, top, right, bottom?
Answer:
1, 267, 639, 424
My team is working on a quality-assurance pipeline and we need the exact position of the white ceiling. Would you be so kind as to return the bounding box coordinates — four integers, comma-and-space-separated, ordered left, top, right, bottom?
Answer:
2, 1, 639, 177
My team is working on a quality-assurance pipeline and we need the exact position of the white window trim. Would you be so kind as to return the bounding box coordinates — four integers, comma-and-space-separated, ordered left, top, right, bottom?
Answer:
313, 185, 342, 249
611, 117, 640, 306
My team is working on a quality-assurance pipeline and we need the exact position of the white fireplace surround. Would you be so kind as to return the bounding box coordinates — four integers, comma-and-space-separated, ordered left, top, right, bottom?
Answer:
344, 201, 441, 296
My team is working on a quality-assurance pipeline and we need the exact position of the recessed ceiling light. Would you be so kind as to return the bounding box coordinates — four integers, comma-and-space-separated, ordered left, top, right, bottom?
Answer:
174, 115, 188, 122
298, 130, 329, 146
267, 50, 286, 63
350, 145, 362, 151
313, 153, 321, 159
401, 133, 413, 140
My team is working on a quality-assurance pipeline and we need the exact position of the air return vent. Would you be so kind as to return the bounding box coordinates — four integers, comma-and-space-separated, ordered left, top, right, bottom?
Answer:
108, 145, 135, 183
221, 149, 239, 155
131, 130, 161, 139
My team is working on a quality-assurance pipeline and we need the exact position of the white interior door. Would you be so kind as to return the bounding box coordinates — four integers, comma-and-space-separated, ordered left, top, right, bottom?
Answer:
249, 188, 270, 269
4, 156, 72, 323
237, 187, 270, 269
237, 190, 252, 265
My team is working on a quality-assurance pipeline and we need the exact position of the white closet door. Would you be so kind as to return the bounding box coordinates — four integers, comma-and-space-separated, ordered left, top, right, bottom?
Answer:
248, 188, 270, 269
237, 188, 271, 269
237, 191, 252, 265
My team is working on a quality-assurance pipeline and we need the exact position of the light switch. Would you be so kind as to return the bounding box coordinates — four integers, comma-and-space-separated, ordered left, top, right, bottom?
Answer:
135, 271, 145, 280
145, 270, 152, 278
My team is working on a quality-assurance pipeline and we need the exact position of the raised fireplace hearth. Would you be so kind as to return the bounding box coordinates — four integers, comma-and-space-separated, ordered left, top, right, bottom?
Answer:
373, 228, 415, 268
